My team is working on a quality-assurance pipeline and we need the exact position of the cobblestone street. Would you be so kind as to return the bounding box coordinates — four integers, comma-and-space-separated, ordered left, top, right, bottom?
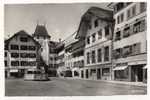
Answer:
5, 77, 147, 96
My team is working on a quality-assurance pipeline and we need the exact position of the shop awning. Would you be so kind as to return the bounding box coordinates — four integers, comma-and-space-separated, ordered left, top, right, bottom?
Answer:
113, 66, 128, 71
10, 69, 18, 72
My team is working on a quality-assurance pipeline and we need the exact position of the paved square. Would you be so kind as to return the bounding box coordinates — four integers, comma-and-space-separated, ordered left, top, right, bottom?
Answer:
5, 78, 147, 96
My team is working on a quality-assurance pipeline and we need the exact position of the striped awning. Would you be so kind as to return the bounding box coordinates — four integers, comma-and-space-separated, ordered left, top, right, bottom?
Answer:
113, 66, 128, 71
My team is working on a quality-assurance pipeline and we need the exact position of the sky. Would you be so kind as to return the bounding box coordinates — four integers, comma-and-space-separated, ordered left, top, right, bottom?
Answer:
5, 3, 111, 41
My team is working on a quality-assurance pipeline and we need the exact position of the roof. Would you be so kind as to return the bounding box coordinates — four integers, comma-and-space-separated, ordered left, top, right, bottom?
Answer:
33, 25, 51, 38
5, 30, 41, 49
75, 7, 113, 39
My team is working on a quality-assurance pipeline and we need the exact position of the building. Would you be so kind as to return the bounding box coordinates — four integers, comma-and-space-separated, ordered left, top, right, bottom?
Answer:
108, 2, 147, 82
32, 24, 59, 77
5, 30, 40, 78
76, 7, 113, 80
71, 39, 85, 78
64, 32, 78, 77
56, 41, 65, 77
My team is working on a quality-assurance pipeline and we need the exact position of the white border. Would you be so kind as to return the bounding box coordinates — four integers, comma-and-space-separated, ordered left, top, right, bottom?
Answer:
0, 0, 149, 100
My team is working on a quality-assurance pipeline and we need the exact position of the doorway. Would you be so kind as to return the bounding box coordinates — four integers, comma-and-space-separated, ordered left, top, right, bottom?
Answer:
131, 65, 143, 82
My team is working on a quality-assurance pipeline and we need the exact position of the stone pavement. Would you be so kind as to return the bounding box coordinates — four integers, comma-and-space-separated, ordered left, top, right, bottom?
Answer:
64, 77, 147, 87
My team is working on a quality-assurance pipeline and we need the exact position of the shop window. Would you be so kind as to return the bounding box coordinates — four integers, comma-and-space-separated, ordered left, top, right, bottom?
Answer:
20, 45, 28, 50
102, 68, 110, 76
91, 50, 96, 63
11, 61, 19, 66
11, 53, 19, 58
98, 29, 102, 39
104, 46, 109, 61
94, 19, 98, 27
115, 31, 121, 41
92, 33, 96, 42
123, 26, 130, 38
114, 69, 128, 79
20, 37, 28, 42
97, 48, 102, 62
90, 69, 96, 75
10, 45, 19, 50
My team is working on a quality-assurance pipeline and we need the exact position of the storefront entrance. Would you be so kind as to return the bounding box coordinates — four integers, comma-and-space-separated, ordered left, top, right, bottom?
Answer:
97, 68, 101, 79
131, 65, 143, 82
86, 69, 88, 79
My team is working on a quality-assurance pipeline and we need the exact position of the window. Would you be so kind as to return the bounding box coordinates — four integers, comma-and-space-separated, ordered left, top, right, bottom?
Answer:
5, 61, 7, 66
132, 43, 141, 55
20, 45, 28, 50
127, 5, 136, 20
28, 61, 36, 66
102, 68, 110, 76
140, 2, 146, 13
105, 26, 110, 37
28, 53, 36, 58
133, 20, 146, 34
123, 46, 132, 57
132, 5, 136, 17
127, 9, 131, 19
114, 48, 122, 59
120, 13, 124, 22
94, 19, 98, 27
97, 48, 102, 62
104, 46, 109, 61
92, 33, 96, 42
98, 29, 102, 39
87, 52, 90, 64
86, 36, 90, 44
20, 37, 28, 42
21, 61, 28, 66
115, 31, 121, 41
115, 3, 125, 12
28, 46, 36, 50
123, 27, 130, 38
11, 53, 19, 58
117, 16, 120, 24
11, 61, 19, 66
20, 53, 28, 58
5, 52, 7, 57
91, 50, 96, 63
10, 45, 19, 50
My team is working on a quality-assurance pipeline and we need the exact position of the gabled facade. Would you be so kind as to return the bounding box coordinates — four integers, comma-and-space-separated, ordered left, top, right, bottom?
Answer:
5, 30, 40, 78
76, 7, 114, 80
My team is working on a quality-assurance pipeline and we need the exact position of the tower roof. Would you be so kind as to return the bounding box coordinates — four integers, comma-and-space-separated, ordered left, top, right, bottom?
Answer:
33, 25, 51, 38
